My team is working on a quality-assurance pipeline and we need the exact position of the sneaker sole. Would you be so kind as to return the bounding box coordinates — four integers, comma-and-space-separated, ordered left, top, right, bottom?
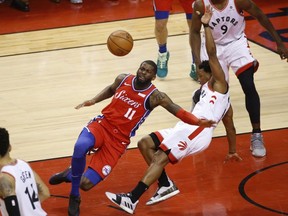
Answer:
105, 192, 134, 215
146, 189, 180, 206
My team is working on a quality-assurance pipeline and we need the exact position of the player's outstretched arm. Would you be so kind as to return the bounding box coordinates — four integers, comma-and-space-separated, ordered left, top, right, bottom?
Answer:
75, 74, 126, 109
200, 6, 226, 90
149, 90, 215, 127
238, 0, 288, 61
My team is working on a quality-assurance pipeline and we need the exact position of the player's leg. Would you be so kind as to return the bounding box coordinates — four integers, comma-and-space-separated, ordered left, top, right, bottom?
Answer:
68, 127, 96, 216
49, 127, 94, 186
106, 149, 170, 214
179, 0, 195, 79
237, 65, 266, 157
153, 0, 172, 78
229, 35, 266, 157
138, 133, 179, 205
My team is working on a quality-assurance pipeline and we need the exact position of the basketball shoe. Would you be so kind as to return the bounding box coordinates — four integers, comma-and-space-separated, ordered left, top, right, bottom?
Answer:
105, 192, 138, 214
146, 179, 180, 205
157, 52, 170, 78
189, 63, 198, 81
49, 166, 71, 185
250, 133, 266, 157
68, 195, 81, 216
70, 0, 82, 3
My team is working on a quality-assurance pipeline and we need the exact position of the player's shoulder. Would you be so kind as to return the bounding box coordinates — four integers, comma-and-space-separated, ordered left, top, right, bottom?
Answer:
0, 172, 14, 187
116, 73, 129, 80
114, 73, 130, 84
193, 0, 205, 10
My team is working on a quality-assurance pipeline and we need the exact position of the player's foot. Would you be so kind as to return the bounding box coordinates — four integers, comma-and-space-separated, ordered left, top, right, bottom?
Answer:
105, 192, 138, 214
11, 0, 30, 12
68, 195, 81, 216
157, 52, 170, 78
49, 166, 71, 185
70, 0, 82, 3
250, 133, 266, 157
146, 179, 180, 205
189, 63, 198, 81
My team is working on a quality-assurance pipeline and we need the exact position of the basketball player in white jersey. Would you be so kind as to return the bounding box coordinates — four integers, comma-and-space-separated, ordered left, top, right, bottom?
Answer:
190, 0, 288, 157
0, 128, 50, 216
105, 7, 242, 214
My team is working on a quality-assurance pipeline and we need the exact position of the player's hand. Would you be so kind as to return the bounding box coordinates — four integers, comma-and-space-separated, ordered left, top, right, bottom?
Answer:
198, 5, 213, 24
277, 44, 288, 62
198, 119, 216, 127
224, 153, 243, 163
75, 100, 95, 109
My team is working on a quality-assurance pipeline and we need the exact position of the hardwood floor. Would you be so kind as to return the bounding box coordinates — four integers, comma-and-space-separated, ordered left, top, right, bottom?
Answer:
0, 13, 287, 162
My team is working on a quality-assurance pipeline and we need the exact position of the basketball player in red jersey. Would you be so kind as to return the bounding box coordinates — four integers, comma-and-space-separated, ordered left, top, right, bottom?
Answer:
49, 60, 215, 216
105, 7, 242, 214
190, 0, 288, 157
154, 0, 195, 78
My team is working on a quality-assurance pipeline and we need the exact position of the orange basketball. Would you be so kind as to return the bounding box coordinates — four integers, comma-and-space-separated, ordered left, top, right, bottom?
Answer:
107, 30, 134, 56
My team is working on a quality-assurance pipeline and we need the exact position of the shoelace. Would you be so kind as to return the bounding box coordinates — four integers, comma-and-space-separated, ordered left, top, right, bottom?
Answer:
252, 137, 264, 149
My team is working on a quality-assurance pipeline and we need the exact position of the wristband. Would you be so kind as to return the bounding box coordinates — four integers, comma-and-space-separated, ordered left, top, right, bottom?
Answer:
4, 195, 21, 216
203, 23, 209, 28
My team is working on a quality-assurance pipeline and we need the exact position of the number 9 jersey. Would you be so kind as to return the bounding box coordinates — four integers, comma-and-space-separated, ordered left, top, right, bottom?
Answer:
203, 0, 245, 45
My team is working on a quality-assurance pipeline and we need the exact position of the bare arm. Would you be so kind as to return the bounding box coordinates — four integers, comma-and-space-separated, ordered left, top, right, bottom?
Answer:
33, 171, 50, 202
191, 0, 205, 68
0, 174, 16, 198
238, 0, 288, 61
75, 74, 127, 109
0, 174, 21, 216
201, 6, 227, 93
149, 90, 215, 127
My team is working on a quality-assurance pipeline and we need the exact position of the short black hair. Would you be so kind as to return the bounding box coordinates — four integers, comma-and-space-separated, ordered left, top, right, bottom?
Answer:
0, 128, 10, 157
199, 60, 212, 74
143, 60, 157, 75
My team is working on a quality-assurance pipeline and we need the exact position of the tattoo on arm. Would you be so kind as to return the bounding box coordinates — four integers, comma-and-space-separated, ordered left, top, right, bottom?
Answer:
0, 176, 14, 197
154, 91, 166, 102
36, 182, 43, 194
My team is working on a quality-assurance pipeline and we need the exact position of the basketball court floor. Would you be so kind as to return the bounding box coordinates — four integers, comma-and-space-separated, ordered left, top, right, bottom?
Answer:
0, 0, 287, 215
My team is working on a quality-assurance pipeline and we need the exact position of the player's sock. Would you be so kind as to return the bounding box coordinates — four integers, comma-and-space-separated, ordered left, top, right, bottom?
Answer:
252, 128, 261, 133
70, 156, 86, 197
158, 170, 170, 187
130, 181, 149, 203
159, 44, 167, 53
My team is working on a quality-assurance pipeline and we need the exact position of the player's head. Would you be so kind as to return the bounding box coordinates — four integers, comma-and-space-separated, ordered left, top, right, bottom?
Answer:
0, 128, 10, 157
136, 60, 157, 85
198, 60, 212, 85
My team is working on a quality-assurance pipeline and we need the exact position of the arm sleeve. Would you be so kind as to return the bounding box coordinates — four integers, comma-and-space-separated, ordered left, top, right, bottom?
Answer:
176, 108, 200, 125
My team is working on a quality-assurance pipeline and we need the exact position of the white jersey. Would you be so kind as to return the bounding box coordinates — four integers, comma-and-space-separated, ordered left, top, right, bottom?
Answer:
0, 159, 47, 216
155, 83, 230, 163
192, 82, 230, 125
203, 0, 245, 45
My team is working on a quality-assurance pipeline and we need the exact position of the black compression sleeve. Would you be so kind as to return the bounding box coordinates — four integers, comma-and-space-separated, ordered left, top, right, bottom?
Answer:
4, 195, 21, 216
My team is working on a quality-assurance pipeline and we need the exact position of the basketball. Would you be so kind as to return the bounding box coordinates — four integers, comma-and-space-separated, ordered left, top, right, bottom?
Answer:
107, 30, 134, 56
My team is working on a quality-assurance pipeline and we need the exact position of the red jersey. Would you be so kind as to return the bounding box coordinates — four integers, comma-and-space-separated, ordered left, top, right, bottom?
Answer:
99, 74, 157, 142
